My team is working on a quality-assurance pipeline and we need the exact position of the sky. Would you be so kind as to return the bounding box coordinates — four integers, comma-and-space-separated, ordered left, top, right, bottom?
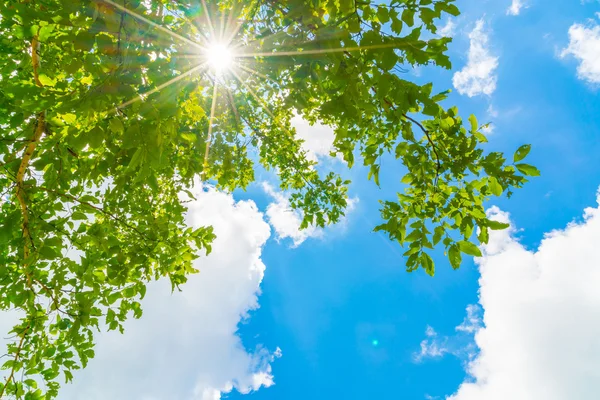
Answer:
2, 0, 600, 399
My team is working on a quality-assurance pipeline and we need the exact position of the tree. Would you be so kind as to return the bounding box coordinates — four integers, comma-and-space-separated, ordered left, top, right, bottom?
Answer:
0, 0, 537, 397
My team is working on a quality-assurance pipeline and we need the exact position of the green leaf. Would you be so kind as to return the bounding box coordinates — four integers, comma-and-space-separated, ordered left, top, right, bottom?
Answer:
515, 163, 540, 176
401, 8, 415, 26
448, 245, 462, 269
468, 114, 478, 132
421, 252, 435, 276
379, 48, 398, 70
488, 177, 503, 196
71, 211, 88, 221
38, 74, 56, 87
109, 118, 124, 134
181, 133, 196, 142
458, 241, 482, 257
478, 225, 489, 244
38, 24, 55, 41
24, 379, 38, 389
0, 212, 17, 243
405, 229, 421, 242
377, 6, 390, 23
128, 148, 144, 170
391, 17, 403, 34
487, 220, 510, 230
513, 144, 531, 162
432, 226, 444, 245
441, 3, 460, 16
39, 246, 60, 259
88, 127, 105, 149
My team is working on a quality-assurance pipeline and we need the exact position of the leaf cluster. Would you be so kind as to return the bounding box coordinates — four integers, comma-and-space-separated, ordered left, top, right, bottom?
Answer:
0, 0, 536, 397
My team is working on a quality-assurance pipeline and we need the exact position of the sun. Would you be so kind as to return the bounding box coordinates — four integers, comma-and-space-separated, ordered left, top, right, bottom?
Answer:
206, 43, 233, 74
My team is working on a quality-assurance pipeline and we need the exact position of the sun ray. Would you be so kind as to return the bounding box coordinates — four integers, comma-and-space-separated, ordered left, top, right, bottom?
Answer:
230, 24, 288, 53
238, 42, 402, 58
102, 0, 206, 51
200, 0, 217, 40
224, 87, 257, 152
222, 1, 242, 45
172, 54, 205, 60
223, 3, 238, 40
230, 69, 275, 120
116, 62, 207, 110
225, 0, 258, 47
203, 78, 220, 179
224, 87, 242, 126
219, 3, 227, 41
237, 63, 279, 85
165, 7, 212, 47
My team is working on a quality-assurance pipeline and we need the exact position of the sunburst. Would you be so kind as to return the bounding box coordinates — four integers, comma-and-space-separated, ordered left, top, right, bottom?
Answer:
205, 42, 234, 73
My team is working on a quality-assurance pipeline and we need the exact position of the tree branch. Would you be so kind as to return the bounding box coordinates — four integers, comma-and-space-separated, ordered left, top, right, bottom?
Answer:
16, 34, 46, 287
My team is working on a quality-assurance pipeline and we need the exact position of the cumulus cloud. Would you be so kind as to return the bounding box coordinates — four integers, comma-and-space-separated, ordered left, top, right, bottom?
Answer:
452, 20, 499, 97
449, 192, 600, 399
290, 115, 335, 162
506, 0, 524, 16
59, 187, 279, 400
561, 18, 600, 84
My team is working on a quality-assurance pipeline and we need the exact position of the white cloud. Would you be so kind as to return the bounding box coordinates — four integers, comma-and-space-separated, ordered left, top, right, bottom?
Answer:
414, 326, 449, 362
449, 192, 600, 400
456, 304, 483, 334
438, 19, 456, 37
506, 0, 525, 16
452, 20, 499, 97
262, 182, 323, 247
414, 306, 482, 364
561, 18, 600, 84
290, 115, 335, 162
261, 183, 357, 248
60, 187, 279, 400
481, 124, 494, 134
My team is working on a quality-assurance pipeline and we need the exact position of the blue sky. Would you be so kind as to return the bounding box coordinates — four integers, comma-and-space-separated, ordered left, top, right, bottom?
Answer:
231, 1, 600, 399
39, 1, 600, 399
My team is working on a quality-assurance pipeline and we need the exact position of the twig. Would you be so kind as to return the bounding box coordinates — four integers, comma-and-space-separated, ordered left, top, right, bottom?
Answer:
0, 324, 30, 398
401, 113, 442, 179
371, 86, 442, 186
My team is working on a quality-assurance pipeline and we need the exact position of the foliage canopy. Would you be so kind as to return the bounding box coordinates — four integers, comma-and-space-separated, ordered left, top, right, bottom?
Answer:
0, 0, 536, 397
